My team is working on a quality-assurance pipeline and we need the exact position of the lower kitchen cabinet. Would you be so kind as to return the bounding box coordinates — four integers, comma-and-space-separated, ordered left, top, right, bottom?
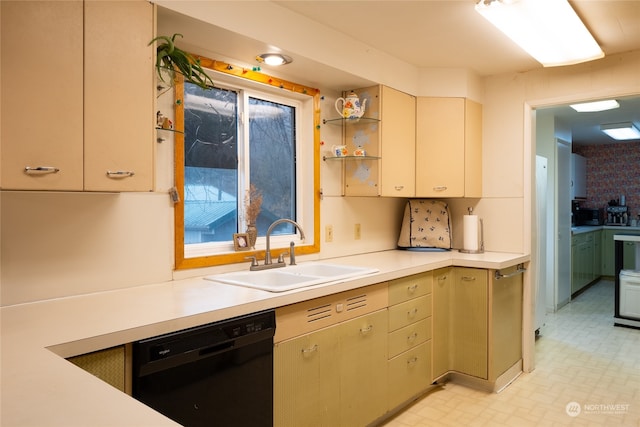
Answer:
594, 230, 602, 277
432, 266, 523, 387
451, 267, 488, 379
432, 267, 453, 380
386, 272, 433, 409
274, 309, 388, 427
387, 341, 432, 410
338, 310, 388, 426
489, 266, 523, 381
274, 321, 341, 426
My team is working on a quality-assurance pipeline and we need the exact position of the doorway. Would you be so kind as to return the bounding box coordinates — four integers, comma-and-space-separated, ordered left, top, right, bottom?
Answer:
532, 94, 640, 327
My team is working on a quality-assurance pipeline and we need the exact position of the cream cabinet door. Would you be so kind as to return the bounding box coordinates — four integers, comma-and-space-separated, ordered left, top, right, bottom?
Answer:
452, 267, 488, 379
274, 310, 388, 427
415, 98, 482, 198
338, 310, 388, 426
1, 1, 84, 190
84, 0, 154, 191
274, 326, 341, 427
380, 86, 416, 197
388, 341, 431, 410
432, 267, 452, 380
416, 97, 465, 197
489, 268, 522, 380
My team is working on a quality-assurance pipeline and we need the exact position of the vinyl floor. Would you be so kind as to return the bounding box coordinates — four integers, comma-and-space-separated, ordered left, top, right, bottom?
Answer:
382, 279, 640, 427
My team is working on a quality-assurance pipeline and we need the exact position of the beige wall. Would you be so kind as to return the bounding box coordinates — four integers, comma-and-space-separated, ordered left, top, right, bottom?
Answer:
2, 2, 639, 306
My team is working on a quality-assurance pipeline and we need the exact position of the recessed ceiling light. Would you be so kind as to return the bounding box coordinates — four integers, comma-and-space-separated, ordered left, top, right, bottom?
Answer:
257, 53, 293, 66
475, 0, 604, 67
600, 122, 640, 141
570, 100, 620, 113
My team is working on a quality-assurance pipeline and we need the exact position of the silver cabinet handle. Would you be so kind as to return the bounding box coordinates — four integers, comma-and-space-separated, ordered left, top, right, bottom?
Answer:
407, 332, 418, 342
360, 324, 374, 334
461, 276, 476, 281
106, 170, 135, 178
407, 356, 418, 366
495, 263, 527, 280
24, 166, 59, 174
407, 284, 418, 294
301, 344, 318, 354
407, 308, 419, 318
394, 185, 404, 191
433, 186, 447, 191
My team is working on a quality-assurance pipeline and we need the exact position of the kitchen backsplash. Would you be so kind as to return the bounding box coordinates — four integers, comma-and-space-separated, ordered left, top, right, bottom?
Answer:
573, 141, 640, 219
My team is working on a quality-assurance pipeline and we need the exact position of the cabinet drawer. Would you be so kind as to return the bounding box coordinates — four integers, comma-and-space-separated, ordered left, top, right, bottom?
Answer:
388, 272, 432, 305
388, 341, 431, 410
388, 317, 431, 359
388, 295, 431, 332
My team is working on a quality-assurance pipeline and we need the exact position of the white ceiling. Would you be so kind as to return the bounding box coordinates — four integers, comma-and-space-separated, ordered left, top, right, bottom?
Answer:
158, 1, 640, 145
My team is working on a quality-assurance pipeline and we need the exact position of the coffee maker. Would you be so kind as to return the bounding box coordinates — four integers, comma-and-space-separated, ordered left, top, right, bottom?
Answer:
607, 205, 628, 225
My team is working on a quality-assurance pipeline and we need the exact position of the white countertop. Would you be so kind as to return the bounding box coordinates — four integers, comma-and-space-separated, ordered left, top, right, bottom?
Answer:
1, 249, 529, 426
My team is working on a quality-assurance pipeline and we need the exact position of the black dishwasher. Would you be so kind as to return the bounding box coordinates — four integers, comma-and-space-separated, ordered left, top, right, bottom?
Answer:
132, 310, 275, 427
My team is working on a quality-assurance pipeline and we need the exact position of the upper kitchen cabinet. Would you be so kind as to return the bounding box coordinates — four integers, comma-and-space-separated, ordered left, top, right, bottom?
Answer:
570, 153, 586, 200
84, 0, 154, 192
332, 85, 415, 197
1, 0, 154, 192
379, 86, 416, 197
415, 98, 482, 198
1, 1, 84, 190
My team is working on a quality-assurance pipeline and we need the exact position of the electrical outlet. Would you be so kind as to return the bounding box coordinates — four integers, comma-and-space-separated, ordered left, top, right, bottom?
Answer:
354, 223, 361, 240
325, 225, 333, 242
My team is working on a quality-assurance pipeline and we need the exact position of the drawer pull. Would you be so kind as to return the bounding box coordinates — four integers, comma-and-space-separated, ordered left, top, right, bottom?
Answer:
394, 185, 404, 191
360, 325, 374, 334
433, 186, 447, 191
407, 332, 418, 342
407, 356, 418, 366
437, 275, 447, 281
494, 263, 527, 280
407, 308, 419, 318
407, 284, 418, 294
301, 344, 318, 354
24, 166, 59, 174
461, 276, 476, 281
106, 170, 135, 178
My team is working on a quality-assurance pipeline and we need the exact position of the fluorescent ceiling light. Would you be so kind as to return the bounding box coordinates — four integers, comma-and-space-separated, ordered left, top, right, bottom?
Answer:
570, 100, 620, 113
475, 0, 604, 67
600, 122, 640, 141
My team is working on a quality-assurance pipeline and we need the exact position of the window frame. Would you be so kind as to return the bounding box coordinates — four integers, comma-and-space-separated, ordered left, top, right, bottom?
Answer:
173, 56, 321, 270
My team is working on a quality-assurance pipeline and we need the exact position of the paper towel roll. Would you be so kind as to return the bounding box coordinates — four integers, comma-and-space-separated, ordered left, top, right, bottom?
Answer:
463, 215, 479, 251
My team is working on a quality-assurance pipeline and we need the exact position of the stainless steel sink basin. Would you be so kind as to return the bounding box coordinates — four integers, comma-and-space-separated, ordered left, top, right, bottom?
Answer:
205, 263, 379, 292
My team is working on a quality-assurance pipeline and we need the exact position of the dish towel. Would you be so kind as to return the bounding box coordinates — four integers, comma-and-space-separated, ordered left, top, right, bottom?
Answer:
397, 199, 452, 249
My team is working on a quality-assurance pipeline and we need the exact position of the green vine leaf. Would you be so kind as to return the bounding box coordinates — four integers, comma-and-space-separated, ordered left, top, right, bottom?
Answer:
149, 33, 214, 90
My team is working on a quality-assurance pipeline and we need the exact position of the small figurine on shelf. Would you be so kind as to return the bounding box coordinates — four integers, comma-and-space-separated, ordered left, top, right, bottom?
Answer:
162, 117, 173, 130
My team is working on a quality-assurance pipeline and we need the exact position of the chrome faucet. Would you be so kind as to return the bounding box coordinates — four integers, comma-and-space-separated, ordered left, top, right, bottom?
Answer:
250, 218, 306, 271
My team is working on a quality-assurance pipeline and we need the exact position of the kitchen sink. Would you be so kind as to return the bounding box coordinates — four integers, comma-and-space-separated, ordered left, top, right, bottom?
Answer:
205, 263, 379, 292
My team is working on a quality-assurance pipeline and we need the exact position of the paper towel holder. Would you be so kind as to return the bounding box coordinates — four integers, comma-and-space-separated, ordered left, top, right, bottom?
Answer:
459, 207, 484, 254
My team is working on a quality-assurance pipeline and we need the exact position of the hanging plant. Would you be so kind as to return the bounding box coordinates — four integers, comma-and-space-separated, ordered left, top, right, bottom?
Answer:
149, 33, 214, 90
